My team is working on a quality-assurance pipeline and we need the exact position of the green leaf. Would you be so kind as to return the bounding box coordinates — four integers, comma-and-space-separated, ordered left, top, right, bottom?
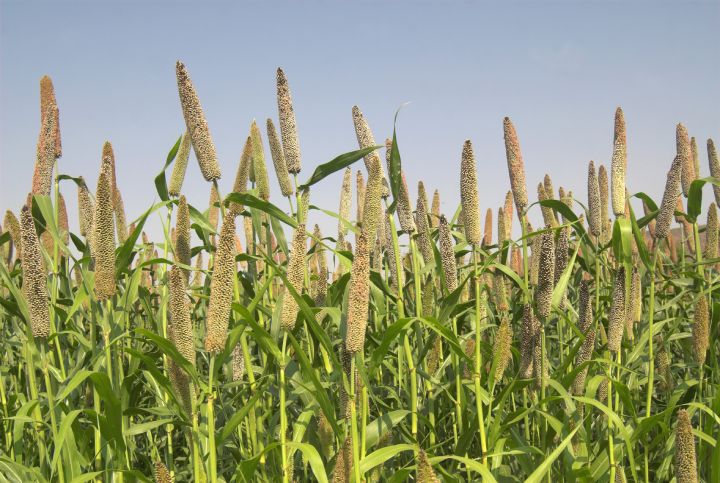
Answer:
525, 419, 582, 483
299, 146, 380, 189
552, 241, 579, 309
364, 410, 410, 450
225, 192, 297, 228
154, 136, 182, 201
687, 177, 720, 222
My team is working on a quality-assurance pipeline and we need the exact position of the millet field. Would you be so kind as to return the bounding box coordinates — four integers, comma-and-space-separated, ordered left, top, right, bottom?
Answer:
0, 62, 718, 482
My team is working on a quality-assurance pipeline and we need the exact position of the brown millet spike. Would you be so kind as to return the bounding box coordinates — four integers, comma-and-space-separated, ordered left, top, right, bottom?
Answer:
168, 131, 192, 197
483, 208, 493, 247
611, 132, 626, 217
31, 106, 57, 196
535, 228, 555, 319
338, 167, 352, 237
415, 181, 433, 264
587, 160, 602, 237
431, 189, 440, 229
692, 297, 709, 366
361, 156, 383, 247
397, 171, 416, 233
208, 183, 220, 231
416, 449, 440, 483
598, 164, 609, 231
677, 123, 694, 197
708, 139, 720, 206
58, 193, 69, 246
267, 118, 294, 197
503, 117, 528, 216
169, 267, 195, 367
439, 215, 458, 292
356, 170, 366, 225
205, 212, 237, 352
231, 136, 252, 213
114, 188, 128, 244
345, 233, 371, 354
250, 120, 271, 201
655, 156, 683, 240
607, 267, 626, 353
519, 304, 537, 378
351, 106, 388, 196
93, 163, 116, 301
691, 137, 700, 178
705, 202, 718, 260
459, 140, 481, 244
176, 61, 221, 181
20, 206, 50, 338
281, 224, 307, 331
77, 177, 94, 238
493, 315, 513, 381
276, 68, 302, 174
4, 210, 22, 261
40, 75, 61, 158
674, 409, 698, 483
175, 196, 192, 280
154, 461, 174, 483
504, 191, 514, 240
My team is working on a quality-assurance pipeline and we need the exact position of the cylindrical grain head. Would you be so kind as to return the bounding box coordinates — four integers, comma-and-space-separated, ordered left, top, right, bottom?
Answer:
629, 266, 642, 323
169, 267, 195, 367
338, 167, 352, 237
534, 228, 555, 319
205, 212, 237, 352
519, 304, 537, 379
352, 106, 388, 191
655, 156, 683, 240
345, 233, 371, 354
439, 215, 458, 292
493, 315, 513, 382
705, 203, 718, 260
192, 252, 204, 288
102, 141, 117, 194
504, 191, 514, 239
691, 137, 700, 178
460, 140, 481, 244
234, 134, 253, 195
416, 449, 440, 483
497, 207, 506, 248
674, 409, 698, 483
153, 461, 174, 483
543, 174, 556, 201
503, 117, 528, 216
4, 210, 21, 261
250, 120, 270, 201
40, 75, 61, 158
607, 267, 626, 353
114, 188, 128, 244
361, 156, 383, 247
538, 183, 557, 228
208, 183, 220, 232
276, 68, 302, 174
281, 224, 307, 331
232, 345, 245, 382
168, 131, 192, 197
397, 171, 416, 233
483, 208, 493, 247
554, 227, 569, 307
708, 139, 720, 206
356, 170, 365, 224
431, 189, 440, 229
175, 195, 192, 280
93, 163, 116, 301
677, 124, 694, 197
57, 193, 69, 246
598, 164, 609, 229
415, 181, 433, 264
20, 206, 50, 338
266, 118, 294, 197
77, 177, 94, 238
611, 136, 626, 217
692, 297, 709, 366
32, 105, 57, 196
588, 161, 601, 237
176, 61, 221, 181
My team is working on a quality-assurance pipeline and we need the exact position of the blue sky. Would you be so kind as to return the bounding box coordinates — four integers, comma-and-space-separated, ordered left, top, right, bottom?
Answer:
1, 0, 718, 242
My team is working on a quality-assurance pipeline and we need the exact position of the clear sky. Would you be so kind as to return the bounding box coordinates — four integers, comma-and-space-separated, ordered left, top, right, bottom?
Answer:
1, 0, 719, 242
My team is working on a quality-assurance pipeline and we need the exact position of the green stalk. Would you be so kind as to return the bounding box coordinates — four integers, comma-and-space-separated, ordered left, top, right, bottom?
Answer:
280, 332, 288, 483
644, 248, 658, 483
40, 342, 65, 483
25, 339, 47, 466
402, 334, 417, 440
207, 356, 217, 483
472, 250, 488, 465
349, 355, 362, 483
